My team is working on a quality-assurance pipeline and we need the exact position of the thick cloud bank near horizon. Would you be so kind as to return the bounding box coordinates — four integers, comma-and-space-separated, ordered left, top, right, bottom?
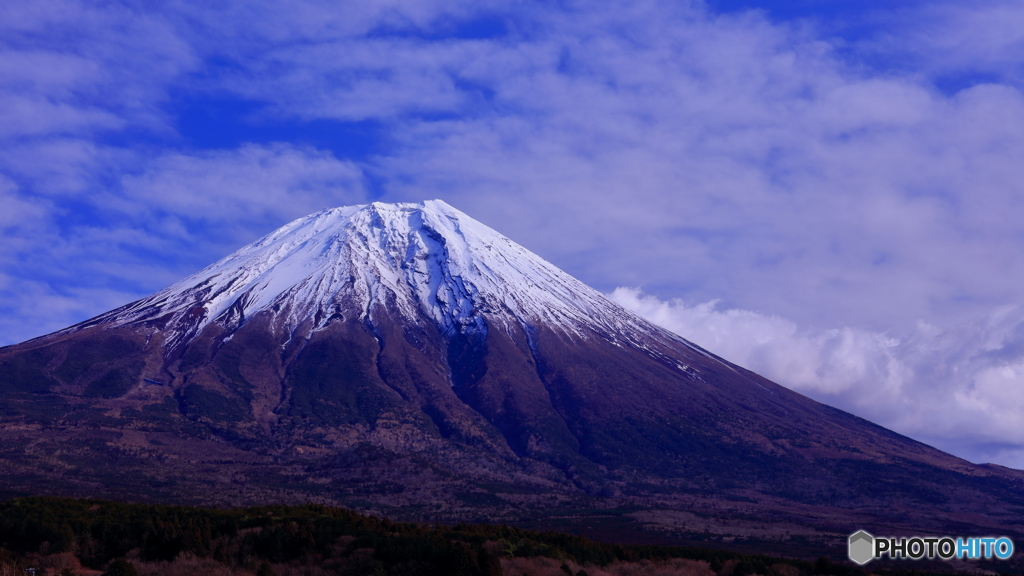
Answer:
3, 0, 1024, 466
611, 288, 1024, 468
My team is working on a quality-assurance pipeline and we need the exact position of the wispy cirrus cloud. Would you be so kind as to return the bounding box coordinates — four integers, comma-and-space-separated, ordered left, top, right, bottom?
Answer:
0, 144, 367, 343
863, 0, 1024, 87
0, 0, 196, 136
121, 144, 366, 232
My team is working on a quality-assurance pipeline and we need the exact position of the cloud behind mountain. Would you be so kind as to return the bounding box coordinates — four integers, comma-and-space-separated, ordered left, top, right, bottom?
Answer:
610, 287, 1024, 468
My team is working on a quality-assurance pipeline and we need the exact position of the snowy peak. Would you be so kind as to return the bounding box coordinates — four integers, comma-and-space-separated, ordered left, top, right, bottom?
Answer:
86, 200, 656, 348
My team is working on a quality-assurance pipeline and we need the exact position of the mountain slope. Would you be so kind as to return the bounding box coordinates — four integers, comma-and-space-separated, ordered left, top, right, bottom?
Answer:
2, 200, 1023, 551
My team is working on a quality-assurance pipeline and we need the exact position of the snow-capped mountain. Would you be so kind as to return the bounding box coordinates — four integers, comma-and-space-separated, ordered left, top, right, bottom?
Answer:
79, 200, 688, 355
3, 200, 1024, 547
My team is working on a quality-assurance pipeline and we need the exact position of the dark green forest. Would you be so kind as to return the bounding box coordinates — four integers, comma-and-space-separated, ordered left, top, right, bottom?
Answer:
0, 498, 990, 576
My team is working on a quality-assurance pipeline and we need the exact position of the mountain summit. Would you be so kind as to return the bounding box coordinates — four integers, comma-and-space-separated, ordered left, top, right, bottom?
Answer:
2, 200, 1023, 549
83, 200, 682, 356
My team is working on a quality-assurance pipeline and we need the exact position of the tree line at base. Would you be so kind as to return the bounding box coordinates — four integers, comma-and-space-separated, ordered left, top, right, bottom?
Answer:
0, 497, 988, 576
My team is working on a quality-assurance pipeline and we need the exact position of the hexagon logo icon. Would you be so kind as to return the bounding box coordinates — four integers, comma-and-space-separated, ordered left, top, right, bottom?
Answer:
849, 530, 874, 565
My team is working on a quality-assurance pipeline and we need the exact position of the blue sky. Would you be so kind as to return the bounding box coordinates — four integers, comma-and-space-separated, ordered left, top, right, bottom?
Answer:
3, 0, 1024, 467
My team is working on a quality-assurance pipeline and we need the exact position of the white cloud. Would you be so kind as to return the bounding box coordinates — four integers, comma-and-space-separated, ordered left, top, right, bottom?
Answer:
0, 145, 368, 347
609, 287, 1024, 468
0, 273, 141, 345
121, 144, 367, 228
0, 175, 48, 232
0, 0, 196, 139
869, 0, 1024, 85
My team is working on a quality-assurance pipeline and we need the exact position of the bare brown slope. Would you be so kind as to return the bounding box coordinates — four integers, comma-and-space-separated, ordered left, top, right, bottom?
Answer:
2, 305, 1024, 549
